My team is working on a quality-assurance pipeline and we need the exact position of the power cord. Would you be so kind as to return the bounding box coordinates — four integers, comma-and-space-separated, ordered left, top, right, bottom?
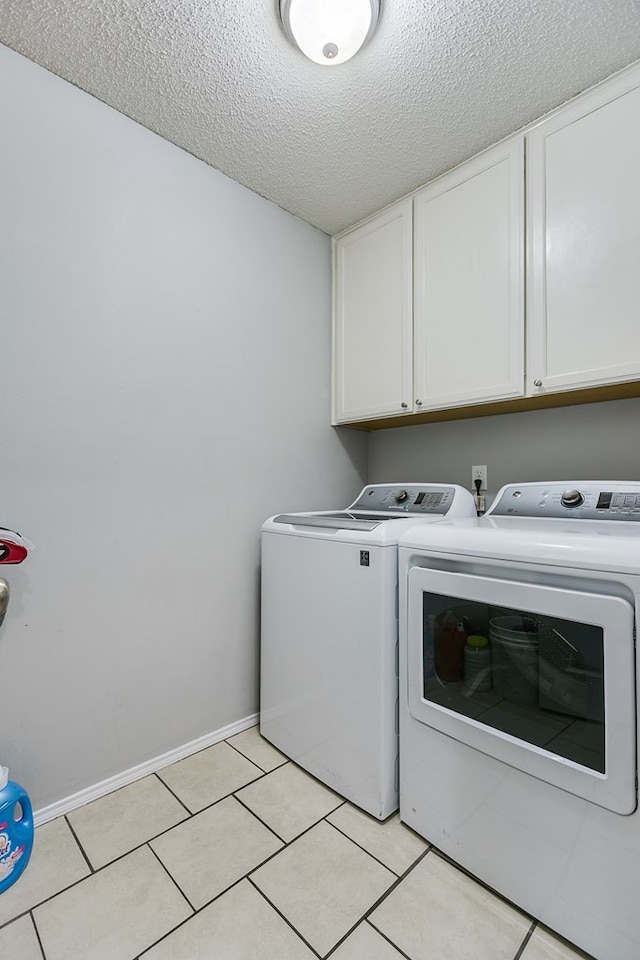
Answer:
474, 477, 483, 516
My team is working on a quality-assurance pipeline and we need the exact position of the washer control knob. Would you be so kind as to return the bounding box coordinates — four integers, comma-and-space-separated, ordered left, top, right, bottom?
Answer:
561, 489, 584, 508
394, 489, 409, 503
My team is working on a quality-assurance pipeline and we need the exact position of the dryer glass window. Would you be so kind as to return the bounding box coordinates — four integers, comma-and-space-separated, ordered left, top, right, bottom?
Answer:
422, 595, 605, 773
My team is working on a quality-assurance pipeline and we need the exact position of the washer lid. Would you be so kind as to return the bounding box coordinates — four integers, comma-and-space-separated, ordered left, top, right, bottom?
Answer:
265, 483, 476, 541
272, 512, 390, 531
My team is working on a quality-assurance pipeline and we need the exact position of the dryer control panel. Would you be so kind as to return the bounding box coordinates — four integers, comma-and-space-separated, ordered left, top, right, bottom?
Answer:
489, 482, 640, 520
349, 484, 457, 515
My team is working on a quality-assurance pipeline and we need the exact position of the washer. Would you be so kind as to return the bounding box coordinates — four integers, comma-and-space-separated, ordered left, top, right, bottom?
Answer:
260, 482, 476, 820
398, 481, 640, 960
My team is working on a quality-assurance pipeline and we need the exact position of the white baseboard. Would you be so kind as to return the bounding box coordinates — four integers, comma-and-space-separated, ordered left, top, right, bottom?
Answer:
34, 712, 259, 826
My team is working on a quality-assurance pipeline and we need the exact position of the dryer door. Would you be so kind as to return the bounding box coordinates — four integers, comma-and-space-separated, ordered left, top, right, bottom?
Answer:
406, 566, 636, 815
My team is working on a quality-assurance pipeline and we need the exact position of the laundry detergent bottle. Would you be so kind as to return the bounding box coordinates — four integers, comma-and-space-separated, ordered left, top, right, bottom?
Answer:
0, 766, 34, 894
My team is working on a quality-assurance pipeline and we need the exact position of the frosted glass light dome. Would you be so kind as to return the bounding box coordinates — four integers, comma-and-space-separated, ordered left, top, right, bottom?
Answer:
280, 0, 380, 66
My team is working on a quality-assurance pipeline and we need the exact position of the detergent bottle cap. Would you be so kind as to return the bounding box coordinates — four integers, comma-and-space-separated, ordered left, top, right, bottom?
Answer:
0, 766, 8, 790
467, 635, 489, 649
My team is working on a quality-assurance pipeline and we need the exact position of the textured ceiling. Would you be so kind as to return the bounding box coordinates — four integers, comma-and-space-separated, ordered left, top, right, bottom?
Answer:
2, 1, 640, 235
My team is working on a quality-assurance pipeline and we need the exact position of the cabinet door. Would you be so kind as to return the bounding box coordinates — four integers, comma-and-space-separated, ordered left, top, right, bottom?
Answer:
333, 200, 413, 424
413, 140, 524, 411
527, 69, 640, 395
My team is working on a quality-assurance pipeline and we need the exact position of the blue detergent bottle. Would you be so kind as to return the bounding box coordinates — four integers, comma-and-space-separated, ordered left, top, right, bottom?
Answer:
0, 766, 34, 894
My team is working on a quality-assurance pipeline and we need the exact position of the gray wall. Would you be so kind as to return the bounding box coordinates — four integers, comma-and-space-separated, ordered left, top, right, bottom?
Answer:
0, 45, 367, 811
369, 398, 640, 504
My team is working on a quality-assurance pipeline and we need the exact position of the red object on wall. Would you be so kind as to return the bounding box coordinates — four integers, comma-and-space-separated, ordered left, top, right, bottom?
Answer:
0, 530, 30, 564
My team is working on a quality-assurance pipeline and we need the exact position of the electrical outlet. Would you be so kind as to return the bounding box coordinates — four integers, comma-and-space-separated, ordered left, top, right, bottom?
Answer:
472, 465, 487, 491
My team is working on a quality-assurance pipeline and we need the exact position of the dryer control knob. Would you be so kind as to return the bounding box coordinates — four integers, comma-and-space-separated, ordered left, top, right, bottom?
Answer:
561, 489, 584, 507
394, 489, 409, 503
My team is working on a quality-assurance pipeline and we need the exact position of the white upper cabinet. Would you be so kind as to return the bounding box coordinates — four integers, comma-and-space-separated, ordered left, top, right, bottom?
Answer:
333, 199, 413, 424
332, 60, 640, 426
527, 69, 640, 395
413, 139, 525, 411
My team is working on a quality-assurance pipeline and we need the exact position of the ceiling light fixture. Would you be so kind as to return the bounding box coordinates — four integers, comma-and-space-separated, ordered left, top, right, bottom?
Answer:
279, 0, 380, 67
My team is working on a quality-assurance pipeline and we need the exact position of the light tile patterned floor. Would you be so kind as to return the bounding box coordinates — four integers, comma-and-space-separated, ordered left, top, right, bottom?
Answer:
0, 725, 595, 960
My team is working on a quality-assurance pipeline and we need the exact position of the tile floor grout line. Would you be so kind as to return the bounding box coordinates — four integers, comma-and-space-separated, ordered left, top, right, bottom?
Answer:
145, 841, 197, 915
133, 905, 197, 957
0, 908, 32, 933
246, 874, 324, 960
231, 791, 291, 846
399, 816, 437, 846
197, 752, 350, 851
230, 787, 347, 853
0, 845, 114, 930
29, 910, 47, 960
61, 768, 254, 877
156, 765, 267, 819
55, 809, 202, 881
15, 833, 205, 960
325, 917, 415, 960
324, 816, 409, 878
326, 844, 434, 957
223, 740, 270, 773
428, 842, 536, 922
223, 735, 288, 773
512, 920, 537, 959
170, 839, 290, 919
134, 875, 253, 958
151, 738, 266, 805
364, 918, 415, 960
381, 840, 433, 881
64, 814, 95, 874
136, 869, 324, 960
150, 771, 193, 817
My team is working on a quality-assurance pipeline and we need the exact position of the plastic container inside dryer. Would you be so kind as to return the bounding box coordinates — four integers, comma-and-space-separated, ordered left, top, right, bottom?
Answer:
490, 616, 539, 706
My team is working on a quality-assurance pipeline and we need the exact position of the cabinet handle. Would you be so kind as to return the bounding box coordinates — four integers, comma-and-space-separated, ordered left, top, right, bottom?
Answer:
533, 379, 543, 387
415, 399, 423, 406
401, 402, 408, 409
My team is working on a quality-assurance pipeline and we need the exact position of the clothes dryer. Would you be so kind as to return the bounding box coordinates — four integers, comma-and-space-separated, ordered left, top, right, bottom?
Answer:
399, 481, 640, 960
260, 483, 476, 819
